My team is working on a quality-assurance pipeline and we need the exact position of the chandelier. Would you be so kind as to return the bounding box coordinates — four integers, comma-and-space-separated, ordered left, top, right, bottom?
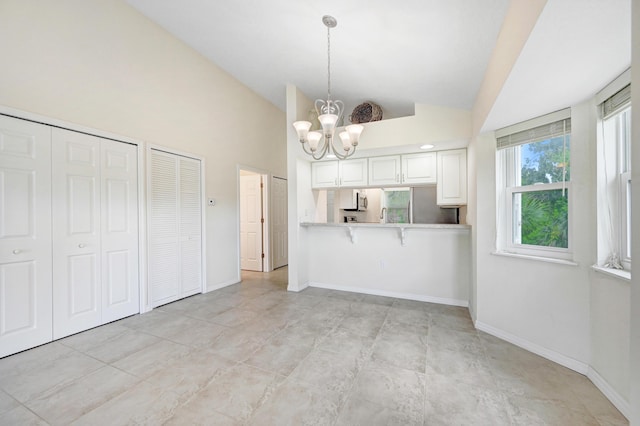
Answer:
292, 15, 364, 160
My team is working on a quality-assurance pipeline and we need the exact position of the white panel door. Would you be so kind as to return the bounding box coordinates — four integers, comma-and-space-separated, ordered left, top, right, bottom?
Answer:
179, 157, 202, 295
149, 149, 202, 307
271, 176, 288, 269
0, 116, 53, 358
240, 174, 263, 271
101, 140, 139, 323
52, 128, 101, 339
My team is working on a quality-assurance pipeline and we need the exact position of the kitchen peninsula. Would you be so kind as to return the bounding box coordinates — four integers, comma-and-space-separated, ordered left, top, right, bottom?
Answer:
301, 221, 470, 306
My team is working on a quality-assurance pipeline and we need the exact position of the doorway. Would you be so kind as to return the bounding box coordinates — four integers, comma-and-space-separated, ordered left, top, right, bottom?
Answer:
239, 169, 267, 272
238, 168, 288, 273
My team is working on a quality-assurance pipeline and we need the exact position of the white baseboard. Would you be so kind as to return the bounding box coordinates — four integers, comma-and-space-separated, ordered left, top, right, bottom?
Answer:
287, 281, 309, 292
206, 278, 240, 293
309, 281, 468, 307
587, 367, 630, 420
474, 320, 589, 374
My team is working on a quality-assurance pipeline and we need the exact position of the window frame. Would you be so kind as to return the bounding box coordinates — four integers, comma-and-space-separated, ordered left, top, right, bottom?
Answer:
495, 110, 573, 262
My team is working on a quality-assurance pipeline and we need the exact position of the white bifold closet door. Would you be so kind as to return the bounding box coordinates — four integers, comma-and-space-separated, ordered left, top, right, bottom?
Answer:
0, 117, 53, 358
149, 149, 202, 307
52, 128, 139, 339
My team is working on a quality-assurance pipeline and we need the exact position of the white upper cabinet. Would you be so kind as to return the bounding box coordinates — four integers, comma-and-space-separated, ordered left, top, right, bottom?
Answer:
311, 161, 339, 188
368, 156, 401, 186
437, 149, 467, 206
401, 152, 436, 184
339, 158, 368, 187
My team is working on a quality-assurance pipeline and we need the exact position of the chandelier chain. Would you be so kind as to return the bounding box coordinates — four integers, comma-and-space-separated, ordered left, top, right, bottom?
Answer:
327, 24, 331, 101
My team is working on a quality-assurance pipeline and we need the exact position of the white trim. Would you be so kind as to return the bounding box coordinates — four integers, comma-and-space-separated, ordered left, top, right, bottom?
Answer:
205, 278, 241, 293
587, 367, 630, 420
288, 280, 310, 292
491, 251, 579, 266
475, 320, 588, 374
495, 108, 571, 139
595, 69, 631, 105
309, 281, 469, 307
591, 264, 631, 282
0, 105, 141, 145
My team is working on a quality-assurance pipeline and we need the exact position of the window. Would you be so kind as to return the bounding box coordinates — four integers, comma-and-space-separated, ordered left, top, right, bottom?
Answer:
496, 110, 572, 260
598, 83, 631, 271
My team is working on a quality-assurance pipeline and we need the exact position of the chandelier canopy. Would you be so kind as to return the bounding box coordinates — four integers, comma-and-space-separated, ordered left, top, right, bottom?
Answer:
292, 15, 364, 160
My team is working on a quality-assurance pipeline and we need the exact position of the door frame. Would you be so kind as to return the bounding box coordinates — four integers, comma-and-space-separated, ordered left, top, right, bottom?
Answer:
146, 144, 206, 312
237, 165, 271, 274
0, 104, 148, 315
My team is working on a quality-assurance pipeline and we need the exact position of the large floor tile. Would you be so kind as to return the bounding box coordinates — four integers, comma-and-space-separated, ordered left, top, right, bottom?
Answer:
349, 361, 426, 424
370, 332, 428, 373
336, 396, 421, 426
25, 366, 139, 425
0, 405, 48, 426
0, 348, 105, 403
70, 381, 183, 425
288, 348, 361, 405
244, 339, 312, 376
186, 363, 285, 422
248, 379, 340, 426
112, 340, 191, 379
0, 389, 19, 416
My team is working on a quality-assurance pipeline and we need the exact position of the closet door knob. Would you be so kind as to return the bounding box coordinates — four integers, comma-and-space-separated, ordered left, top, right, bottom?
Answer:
78, 244, 86, 248
12, 249, 21, 255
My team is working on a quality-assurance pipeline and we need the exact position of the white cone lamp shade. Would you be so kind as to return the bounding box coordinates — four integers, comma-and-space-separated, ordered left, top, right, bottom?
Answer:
339, 131, 352, 152
318, 113, 339, 139
345, 124, 364, 146
307, 131, 323, 152
293, 121, 312, 143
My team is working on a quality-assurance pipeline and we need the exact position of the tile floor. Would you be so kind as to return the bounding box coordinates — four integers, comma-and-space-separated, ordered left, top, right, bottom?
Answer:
0, 268, 628, 425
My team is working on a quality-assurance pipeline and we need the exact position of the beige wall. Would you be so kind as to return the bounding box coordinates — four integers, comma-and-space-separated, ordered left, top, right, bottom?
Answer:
0, 0, 286, 290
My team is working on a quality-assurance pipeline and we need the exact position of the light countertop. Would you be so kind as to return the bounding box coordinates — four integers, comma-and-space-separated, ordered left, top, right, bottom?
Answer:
300, 222, 470, 230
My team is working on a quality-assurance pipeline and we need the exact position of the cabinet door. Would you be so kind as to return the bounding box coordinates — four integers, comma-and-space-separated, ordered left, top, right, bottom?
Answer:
368, 156, 401, 186
0, 116, 53, 358
437, 149, 467, 206
52, 128, 102, 339
339, 158, 368, 187
311, 161, 339, 188
401, 153, 436, 184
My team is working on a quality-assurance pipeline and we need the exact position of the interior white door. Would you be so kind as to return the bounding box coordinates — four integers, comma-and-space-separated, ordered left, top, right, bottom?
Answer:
271, 176, 288, 269
52, 128, 102, 339
178, 157, 202, 295
0, 116, 53, 358
149, 149, 202, 307
149, 150, 180, 306
240, 174, 263, 271
100, 140, 139, 323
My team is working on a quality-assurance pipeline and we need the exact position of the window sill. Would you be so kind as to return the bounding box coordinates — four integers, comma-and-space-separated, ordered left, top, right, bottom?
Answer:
591, 265, 631, 282
491, 251, 579, 266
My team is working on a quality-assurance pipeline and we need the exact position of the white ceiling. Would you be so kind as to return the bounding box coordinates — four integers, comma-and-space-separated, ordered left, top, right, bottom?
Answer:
127, 0, 630, 132
126, 0, 510, 120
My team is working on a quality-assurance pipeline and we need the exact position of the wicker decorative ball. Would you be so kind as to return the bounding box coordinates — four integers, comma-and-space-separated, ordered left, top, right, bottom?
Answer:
349, 101, 383, 124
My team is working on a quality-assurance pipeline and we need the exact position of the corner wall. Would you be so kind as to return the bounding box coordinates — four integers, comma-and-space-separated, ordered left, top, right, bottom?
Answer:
0, 0, 286, 291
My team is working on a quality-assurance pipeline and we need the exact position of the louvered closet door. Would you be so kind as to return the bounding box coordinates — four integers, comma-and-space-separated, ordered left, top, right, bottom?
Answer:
149, 150, 202, 307
0, 116, 52, 358
52, 129, 102, 338
179, 157, 202, 295
101, 140, 139, 323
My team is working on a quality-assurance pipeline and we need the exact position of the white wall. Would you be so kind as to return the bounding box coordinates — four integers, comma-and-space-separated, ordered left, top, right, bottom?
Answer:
0, 0, 286, 291
306, 226, 470, 305
629, 1, 640, 423
473, 101, 595, 373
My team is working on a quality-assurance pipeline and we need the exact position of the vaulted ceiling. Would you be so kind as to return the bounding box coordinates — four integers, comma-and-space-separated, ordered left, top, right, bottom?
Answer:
127, 0, 630, 133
